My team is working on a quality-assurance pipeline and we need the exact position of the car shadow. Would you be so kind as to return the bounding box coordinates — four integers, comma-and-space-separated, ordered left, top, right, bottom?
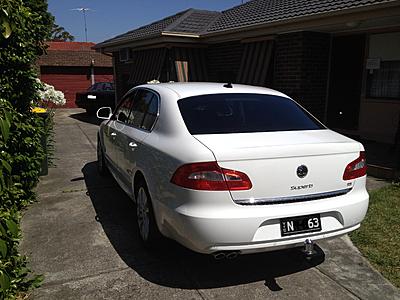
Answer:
82, 161, 325, 290
70, 111, 103, 126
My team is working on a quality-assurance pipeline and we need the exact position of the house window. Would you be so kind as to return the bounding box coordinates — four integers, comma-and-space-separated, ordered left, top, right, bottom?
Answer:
367, 61, 400, 99
119, 48, 131, 62
367, 32, 400, 100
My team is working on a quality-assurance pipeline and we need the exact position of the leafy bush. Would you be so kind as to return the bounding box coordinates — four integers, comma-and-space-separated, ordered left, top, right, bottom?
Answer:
0, 102, 12, 193
0, 101, 45, 209
0, 209, 43, 298
0, 101, 45, 299
0, 0, 53, 298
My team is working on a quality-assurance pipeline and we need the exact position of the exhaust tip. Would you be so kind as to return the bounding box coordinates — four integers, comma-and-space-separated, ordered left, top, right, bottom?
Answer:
226, 251, 240, 259
212, 252, 226, 260
212, 251, 241, 260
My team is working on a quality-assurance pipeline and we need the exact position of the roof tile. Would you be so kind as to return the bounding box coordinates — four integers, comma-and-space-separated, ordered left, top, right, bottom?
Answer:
96, 9, 220, 48
96, 0, 397, 48
167, 10, 220, 33
38, 42, 112, 67
46, 41, 96, 51
98, 10, 190, 46
207, 0, 396, 32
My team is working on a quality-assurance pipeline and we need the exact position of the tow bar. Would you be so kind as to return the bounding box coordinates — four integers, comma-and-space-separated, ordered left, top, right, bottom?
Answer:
303, 239, 316, 257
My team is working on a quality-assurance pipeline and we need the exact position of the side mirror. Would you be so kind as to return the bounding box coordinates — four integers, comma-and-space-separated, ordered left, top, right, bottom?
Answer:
97, 107, 112, 120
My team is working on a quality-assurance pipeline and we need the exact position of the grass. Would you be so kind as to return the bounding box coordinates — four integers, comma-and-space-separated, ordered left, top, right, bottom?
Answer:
350, 183, 400, 288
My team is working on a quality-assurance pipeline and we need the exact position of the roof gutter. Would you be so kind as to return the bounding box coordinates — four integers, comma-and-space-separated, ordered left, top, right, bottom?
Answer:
96, 35, 203, 53
95, 31, 201, 52
161, 31, 200, 38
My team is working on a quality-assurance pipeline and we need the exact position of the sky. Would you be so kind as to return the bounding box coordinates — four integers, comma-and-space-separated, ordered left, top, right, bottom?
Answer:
48, 1, 244, 43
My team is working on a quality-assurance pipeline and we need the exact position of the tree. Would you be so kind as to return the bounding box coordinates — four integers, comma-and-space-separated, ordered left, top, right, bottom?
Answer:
23, 0, 54, 40
50, 23, 75, 41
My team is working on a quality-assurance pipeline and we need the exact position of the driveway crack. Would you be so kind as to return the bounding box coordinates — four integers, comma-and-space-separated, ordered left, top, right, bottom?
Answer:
313, 267, 361, 300
40, 266, 131, 288
76, 123, 97, 150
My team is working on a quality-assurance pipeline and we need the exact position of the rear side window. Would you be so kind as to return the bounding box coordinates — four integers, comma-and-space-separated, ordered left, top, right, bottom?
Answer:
142, 96, 158, 130
128, 89, 158, 130
178, 93, 324, 134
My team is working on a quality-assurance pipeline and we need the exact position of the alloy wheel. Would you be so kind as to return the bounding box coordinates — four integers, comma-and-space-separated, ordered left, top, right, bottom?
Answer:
137, 187, 150, 241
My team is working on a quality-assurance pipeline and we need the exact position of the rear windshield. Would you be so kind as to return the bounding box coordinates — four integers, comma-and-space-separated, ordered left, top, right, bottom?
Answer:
178, 93, 324, 135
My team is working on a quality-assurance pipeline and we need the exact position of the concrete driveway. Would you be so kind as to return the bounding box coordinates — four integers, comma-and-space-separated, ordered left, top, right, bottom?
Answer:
21, 109, 399, 299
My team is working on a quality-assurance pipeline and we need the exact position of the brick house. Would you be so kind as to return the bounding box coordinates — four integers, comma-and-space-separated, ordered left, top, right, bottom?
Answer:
94, 0, 400, 151
37, 42, 114, 108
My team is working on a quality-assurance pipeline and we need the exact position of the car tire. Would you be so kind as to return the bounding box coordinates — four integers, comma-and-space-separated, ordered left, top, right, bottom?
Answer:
97, 136, 109, 176
135, 179, 162, 247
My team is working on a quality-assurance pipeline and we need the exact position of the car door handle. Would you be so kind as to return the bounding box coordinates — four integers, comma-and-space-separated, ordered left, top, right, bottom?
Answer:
128, 142, 138, 149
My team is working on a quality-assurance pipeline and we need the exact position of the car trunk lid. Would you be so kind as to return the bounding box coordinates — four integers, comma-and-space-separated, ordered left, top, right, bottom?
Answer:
194, 129, 363, 202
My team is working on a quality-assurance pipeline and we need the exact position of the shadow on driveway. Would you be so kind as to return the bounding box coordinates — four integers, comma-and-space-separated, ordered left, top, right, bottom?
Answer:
70, 111, 103, 126
82, 161, 325, 291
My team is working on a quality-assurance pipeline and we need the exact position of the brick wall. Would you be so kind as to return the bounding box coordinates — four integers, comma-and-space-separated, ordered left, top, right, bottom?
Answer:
273, 31, 330, 121
206, 41, 244, 83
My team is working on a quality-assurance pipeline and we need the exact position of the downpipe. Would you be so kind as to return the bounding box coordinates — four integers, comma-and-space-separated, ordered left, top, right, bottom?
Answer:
212, 251, 241, 260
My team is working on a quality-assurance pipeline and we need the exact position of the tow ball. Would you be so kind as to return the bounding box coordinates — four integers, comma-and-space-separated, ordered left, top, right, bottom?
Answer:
303, 238, 316, 257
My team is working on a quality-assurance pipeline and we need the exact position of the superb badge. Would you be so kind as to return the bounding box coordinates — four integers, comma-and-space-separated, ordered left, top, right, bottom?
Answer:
297, 165, 308, 178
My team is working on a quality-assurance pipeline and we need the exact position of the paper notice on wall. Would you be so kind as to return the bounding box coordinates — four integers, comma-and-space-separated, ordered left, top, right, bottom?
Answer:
366, 58, 381, 74
366, 58, 381, 70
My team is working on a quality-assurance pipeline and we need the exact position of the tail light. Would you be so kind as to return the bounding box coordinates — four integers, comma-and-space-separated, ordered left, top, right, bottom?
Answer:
343, 151, 367, 180
171, 161, 252, 191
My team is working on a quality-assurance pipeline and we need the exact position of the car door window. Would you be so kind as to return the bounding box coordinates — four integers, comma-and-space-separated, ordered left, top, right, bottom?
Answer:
128, 89, 158, 130
113, 93, 134, 123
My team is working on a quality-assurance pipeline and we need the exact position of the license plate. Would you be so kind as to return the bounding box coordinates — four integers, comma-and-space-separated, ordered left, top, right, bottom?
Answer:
280, 214, 321, 237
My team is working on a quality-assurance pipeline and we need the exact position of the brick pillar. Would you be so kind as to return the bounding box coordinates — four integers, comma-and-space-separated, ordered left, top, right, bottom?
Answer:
273, 31, 330, 121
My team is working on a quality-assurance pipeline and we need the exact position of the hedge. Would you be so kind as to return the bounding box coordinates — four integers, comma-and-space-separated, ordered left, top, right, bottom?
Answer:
0, 0, 53, 298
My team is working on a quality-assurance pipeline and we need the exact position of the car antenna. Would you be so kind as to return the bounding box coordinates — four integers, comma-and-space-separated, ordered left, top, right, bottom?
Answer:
223, 83, 233, 88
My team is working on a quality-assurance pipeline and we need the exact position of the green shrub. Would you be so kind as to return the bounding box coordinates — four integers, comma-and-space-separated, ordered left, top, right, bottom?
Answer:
0, 102, 45, 299
0, 209, 43, 298
0, 101, 45, 210
0, 0, 53, 298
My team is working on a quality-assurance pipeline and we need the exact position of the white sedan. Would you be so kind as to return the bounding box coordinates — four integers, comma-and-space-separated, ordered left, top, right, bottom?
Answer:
96, 82, 369, 257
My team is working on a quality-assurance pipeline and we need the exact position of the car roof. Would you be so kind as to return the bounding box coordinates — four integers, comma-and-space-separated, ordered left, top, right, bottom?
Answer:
135, 82, 289, 100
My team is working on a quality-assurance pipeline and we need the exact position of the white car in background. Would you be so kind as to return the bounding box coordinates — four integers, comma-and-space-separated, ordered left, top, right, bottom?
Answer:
96, 82, 369, 258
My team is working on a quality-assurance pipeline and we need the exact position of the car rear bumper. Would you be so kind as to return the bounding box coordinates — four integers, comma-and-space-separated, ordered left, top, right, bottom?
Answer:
156, 179, 369, 254
207, 224, 360, 254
